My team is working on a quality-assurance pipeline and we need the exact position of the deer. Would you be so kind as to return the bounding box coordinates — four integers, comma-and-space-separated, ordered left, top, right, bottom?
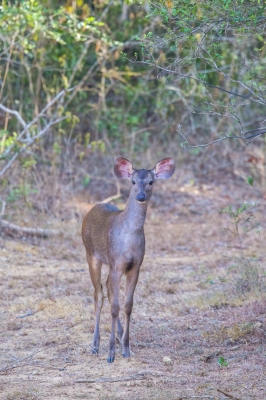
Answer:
81, 156, 175, 363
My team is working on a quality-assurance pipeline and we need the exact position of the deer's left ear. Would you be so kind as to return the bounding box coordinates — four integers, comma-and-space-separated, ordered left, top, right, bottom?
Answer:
152, 157, 175, 179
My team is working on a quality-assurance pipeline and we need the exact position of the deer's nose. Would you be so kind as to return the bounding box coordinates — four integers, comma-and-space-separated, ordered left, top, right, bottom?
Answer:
136, 193, 146, 202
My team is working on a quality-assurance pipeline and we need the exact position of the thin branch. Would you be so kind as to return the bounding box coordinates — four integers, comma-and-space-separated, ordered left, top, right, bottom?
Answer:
75, 373, 145, 384
38, 88, 75, 117
244, 130, 266, 140
159, 65, 252, 100
124, 126, 157, 140
177, 125, 266, 148
190, 397, 214, 399
1, 87, 75, 160
134, 56, 257, 101
216, 388, 242, 400
0, 345, 56, 373
199, 81, 252, 100
64, 40, 141, 109
27, 116, 67, 143
0, 152, 19, 178
243, 126, 266, 136
68, 40, 94, 87
179, 134, 244, 148
197, 49, 266, 105
64, 61, 99, 108
0, 197, 6, 219
0, 32, 18, 100
17, 87, 74, 142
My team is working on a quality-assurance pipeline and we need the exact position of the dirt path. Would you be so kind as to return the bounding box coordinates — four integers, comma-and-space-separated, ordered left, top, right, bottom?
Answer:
0, 182, 265, 400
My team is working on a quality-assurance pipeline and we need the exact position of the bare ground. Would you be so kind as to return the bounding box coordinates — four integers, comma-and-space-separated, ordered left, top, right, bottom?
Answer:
0, 178, 266, 400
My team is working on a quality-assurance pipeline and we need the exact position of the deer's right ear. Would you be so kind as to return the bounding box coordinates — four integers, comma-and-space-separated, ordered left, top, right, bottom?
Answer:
114, 157, 134, 179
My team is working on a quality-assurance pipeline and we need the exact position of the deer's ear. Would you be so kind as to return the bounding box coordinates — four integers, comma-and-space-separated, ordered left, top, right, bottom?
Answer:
114, 157, 134, 179
153, 157, 175, 179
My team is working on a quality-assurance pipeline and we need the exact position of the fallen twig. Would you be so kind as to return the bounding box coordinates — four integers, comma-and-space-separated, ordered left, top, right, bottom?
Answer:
100, 193, 121, 204
16, 310, 37, 319
0, 345, 56, 373
0, 198, 6, 218
75, 372, 145, 384
100, 181, 121, 204
136, 341, 162, 348
0, 219, 59, 237
216, 388, 242, 400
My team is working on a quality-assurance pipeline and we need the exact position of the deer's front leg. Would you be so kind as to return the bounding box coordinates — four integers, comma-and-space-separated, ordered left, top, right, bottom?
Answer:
122, 266, 140, 358
106, 269, 123, 363
117, 316, 124, 342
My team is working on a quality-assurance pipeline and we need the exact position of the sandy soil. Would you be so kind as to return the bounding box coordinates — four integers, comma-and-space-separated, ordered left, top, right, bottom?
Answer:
0, 179, 265, 400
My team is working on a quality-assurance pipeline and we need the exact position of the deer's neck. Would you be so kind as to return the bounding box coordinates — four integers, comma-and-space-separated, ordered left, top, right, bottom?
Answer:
119, 191, 148, 231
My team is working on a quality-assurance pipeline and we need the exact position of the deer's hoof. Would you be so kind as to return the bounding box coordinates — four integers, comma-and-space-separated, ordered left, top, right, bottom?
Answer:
122, 352, 130, 358
91, 348, 99, 354
107, 356, 115, 363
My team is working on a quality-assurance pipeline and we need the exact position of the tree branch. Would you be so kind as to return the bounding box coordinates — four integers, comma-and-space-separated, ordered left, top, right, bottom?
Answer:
0, 219, 59, 238
0, 104, 29, 134
0, 116, 67, 177
1, 87, 75, 160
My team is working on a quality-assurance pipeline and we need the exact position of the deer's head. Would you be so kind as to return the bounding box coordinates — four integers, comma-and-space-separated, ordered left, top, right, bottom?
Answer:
114, 157, 175, 203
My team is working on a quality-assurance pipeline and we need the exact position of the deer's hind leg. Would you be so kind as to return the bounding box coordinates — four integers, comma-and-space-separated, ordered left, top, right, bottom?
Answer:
87, 253, 103, 354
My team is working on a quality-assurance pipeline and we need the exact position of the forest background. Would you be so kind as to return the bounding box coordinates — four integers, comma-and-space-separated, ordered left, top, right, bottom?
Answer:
0, 2, 266, 399
1, 0, 266, 216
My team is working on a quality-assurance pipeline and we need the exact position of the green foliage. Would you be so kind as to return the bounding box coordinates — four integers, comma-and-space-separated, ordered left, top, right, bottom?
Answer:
220, 202, 259, 225
138, 0, 266, 146
247, 176, 254, 186
0, 0, 187, 183
82, 174, 90, 187
217, 356, 228, 367
221, 201, 262, 293
22, 158, 36, 169
1, 0, 265, 196
90, 140, 105, 153
7, 184, 38, 203
0, 131, 17, 156
0, 1, 108, 117
53, 142, 61, 155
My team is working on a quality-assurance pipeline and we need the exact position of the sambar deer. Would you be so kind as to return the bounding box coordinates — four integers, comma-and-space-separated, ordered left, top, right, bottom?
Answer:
82, 156, 175, 362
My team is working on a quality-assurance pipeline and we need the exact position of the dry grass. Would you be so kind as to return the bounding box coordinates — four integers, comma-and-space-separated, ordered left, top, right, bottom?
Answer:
202, 320, 263, 345
0, 179, 266, 399
6, 386, 40, 400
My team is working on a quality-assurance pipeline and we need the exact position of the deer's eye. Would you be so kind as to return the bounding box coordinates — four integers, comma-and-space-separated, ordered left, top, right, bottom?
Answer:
149, 181, 153, 186
132, 180, 136, 185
